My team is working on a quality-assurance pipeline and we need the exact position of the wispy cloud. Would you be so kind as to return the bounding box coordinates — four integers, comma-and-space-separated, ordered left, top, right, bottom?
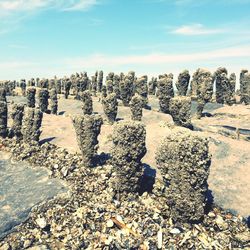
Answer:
174, 0, 250, 6
0, 0, 98, 16
63, 45, 250, 69
1, 45, 250, 80
171, 24, 225, 36
63, 0, 98, 11
0, 0, 99, 35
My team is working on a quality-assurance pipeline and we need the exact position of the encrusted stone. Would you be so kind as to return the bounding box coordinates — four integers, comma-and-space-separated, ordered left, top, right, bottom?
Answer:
156, 130, 211, 223
72, 114, 103, 167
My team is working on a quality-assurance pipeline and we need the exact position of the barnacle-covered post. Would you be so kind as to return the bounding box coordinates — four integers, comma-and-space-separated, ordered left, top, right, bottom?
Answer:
113, 74, 120, 98
48, 79, 55, 90
97, 70, 103, 93
38, 89, 49, 113
101, 85, 107, 98
157, 75, 174, 114
72, 114, 103, 167
0, 101, 8, 138
169, 96, 193, 129
30, 78, 36, 87
176, 70, 190, 96
64, 78, 72, 99
129, 94, 143, 121
27, 87, 36, 108
106, 80, 113, 95
20, 79, 26, 96
240, 69, 250, 105
0, 88, 6, 102
214, 67, 228, 104
196, 69, 213, 119
111, 121, 146, 197
50, 88, 58, 115
102, 93, 118, 124
9, 103, 24, 140
148, 77, 157, 95
81, 90, 93, 115
55, 78, 62, 94
156, 130, 211, 223
226, 73, 236, 105
134, 76, 148, 108
120, 73, 134, 106
91, 73, 97, 96
21, 107, 43, 142
188, 70, 199, 97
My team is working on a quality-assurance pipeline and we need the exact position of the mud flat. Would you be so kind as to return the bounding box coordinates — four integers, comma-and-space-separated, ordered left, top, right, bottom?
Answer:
0, 151, 68, 240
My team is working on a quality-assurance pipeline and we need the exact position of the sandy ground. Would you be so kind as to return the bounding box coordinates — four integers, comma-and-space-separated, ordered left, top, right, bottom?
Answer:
7, 95, 250, 217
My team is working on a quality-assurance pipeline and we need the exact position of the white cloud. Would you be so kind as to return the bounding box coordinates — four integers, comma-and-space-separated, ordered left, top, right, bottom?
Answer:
0, 0, 98, 16
0, 0, 99, 34
173, 0, 250, 5
1, 45, 250, 80
62, 45, 250, 69
172, 24, 225, 36
63, 0, 98, 11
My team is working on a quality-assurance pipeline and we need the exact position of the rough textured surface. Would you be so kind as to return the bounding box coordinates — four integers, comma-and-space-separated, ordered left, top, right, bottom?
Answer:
64, 78, 71, 99
102, 93, 118, 124
196, 69, 214, 119
80, 90, 93, 115
49, 88, 58, 115
214, 67, 229, 104
148, 77, 157, 95
55, 78, 61, 94
240, 69, 250, 105
129, 94, 143, 121
176, 70, 190, 96
169, 96, 193, 129
111, 121, 146, 196
0, 98, 249, 249
27, 88, 36, 108
106, 80, 113, 95
21, 108, 43, 142
113, 74, 120, 99
38, 89, 49, 113
9, 103, 24, 140
227, 73, 236, 105
0, 101, 8, 138
20, 79, 26, 96
156, 130, 211, 223
72, 114, 103, 167
0, 88, 7, 102
97, 70, 103, 92
134, 76, 148, 107
120, 74, 134, 106
157, 75, 174, 114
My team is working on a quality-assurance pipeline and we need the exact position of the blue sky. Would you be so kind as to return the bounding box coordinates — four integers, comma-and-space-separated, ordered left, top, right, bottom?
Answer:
0, 0, 250, 80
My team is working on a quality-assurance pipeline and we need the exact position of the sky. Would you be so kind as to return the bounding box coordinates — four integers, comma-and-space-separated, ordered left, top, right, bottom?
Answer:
0, 0, 250, 81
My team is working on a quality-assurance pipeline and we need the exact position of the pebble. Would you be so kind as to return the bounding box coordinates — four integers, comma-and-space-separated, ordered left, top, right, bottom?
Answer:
0, 243, 10, 250
27, 246, 49, 250
208, 212, 216, 218
170, 228, 181, 235
235, 232, 250, 243
215, 215, 229, 230
106, 219, 114, 228
35, 217, 47, 229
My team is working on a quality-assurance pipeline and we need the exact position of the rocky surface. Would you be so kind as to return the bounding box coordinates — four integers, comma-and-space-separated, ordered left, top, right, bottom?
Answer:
0, 137, 249, 249
0, 95, 249, 249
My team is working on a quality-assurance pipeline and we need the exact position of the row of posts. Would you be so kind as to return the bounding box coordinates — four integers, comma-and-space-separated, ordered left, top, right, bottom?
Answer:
0, 85, 211, 224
